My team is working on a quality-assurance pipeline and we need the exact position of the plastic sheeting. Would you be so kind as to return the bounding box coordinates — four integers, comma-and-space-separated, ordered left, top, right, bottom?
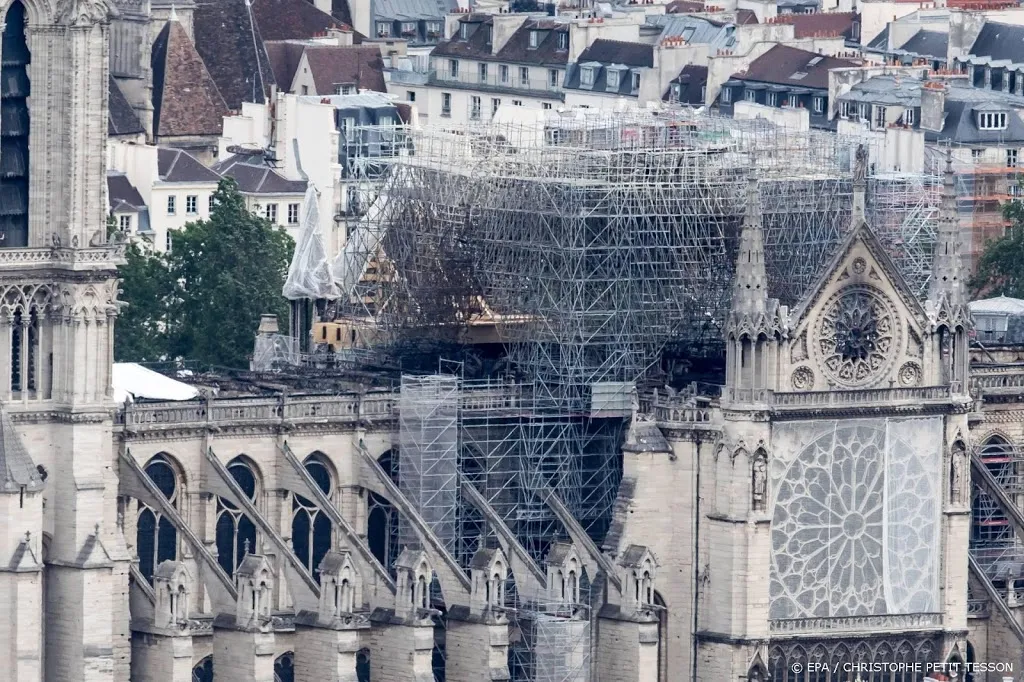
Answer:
113, 363, 199, 403
768, 417, 941, 620
283, 185, 339, 301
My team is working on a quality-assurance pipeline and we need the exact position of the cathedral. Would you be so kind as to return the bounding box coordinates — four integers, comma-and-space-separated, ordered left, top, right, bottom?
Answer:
0, 0, 1022, 680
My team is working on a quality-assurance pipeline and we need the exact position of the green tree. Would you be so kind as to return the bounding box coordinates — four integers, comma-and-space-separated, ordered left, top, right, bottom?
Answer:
115, 239, 172, 362
116, 178, 294, 368
971, 190, 1024, 298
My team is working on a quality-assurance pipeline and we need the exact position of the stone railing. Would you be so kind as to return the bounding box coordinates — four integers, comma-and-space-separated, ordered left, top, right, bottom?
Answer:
967, 599, 991, 618
770, 385, 954, 409
117, 391, 397, 431
0, 245, 125, 267
972, 372, 1024, 391
652, 401, 716, 428
769, 612, 942, 635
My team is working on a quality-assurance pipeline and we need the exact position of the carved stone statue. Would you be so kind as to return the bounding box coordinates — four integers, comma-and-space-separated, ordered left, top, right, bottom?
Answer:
951, 445, 966, 506
752, 454, 767, 512
629, 385, 640, 422
56, 0, 118, 26
854, 144, 868, 184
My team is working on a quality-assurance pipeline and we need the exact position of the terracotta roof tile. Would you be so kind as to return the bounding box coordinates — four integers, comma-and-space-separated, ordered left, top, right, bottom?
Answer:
432, 16, 570, 66
265, 40, 308, 89
251, 0, 347, 41
305, 45, 386, 94
769, 11, 858, 40
151, 20, 230, 138
194, 0, 274, 109
735, 44, 858, 90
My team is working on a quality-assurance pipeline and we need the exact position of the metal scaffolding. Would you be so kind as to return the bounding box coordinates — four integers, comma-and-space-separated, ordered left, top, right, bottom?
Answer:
398, 374, 460, 556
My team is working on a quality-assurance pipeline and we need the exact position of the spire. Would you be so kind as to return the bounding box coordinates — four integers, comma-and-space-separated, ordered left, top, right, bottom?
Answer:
930, 150, 966, 309
731, 172, 769, 318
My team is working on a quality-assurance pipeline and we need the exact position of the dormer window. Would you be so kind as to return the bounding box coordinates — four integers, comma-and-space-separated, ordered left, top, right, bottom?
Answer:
484, 25, 492, 43
631, 72, 640, 92
426, 21, 441, 38
401, 22, 416, 36
460, 22, 469, 40
529, 30, 539, 48
904, 108, 916, 126
581, 66, 595, 87
607, 69, 619, 89
978, 111, 1008, 130
671, 83, 680, 101
558, 32, 568, 50
377, 22, 391, 38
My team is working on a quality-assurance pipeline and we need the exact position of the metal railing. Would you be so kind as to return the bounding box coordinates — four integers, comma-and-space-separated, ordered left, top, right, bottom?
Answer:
427, 67, 563, 97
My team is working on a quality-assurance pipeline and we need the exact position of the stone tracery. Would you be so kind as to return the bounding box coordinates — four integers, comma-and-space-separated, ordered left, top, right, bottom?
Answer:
817, 286, 897, 387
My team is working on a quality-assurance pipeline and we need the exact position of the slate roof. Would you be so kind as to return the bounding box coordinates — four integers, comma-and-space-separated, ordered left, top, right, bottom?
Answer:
545, 541, 576, 566
931, 85, 1024, 144
108, 173, 146, 213
866, 25, 889, 50
212, 155, 307, 194
665, 64, 708, 104
194, 0, 273, 109
622, 420, 670, 453
0, 406, 43, 493
157, 148, 222, 184
735, 44, 858, 90
432, 16, 570, 66
151, 20, 230, 138
318, 550, 353, 574
470, 548, 501, 570
305, 45, 387, 94
251, 0, 349, 41
969, 21, 1024, 61
836, 74, 920, 107
775, 11, 859, 40
265, 40, 308, 90
331, 0, 354, 27
619, 544, 655, 569
375, 0, 454, 22
108, 76, 145, 137
577, 39, 653, 68
899, 29, 948, 58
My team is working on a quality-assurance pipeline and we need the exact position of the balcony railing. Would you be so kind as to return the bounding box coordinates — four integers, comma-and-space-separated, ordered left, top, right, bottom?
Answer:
721, 385, 959, 410
117, 391, 398, 431
769, 612, 942, 635
427, 68, 563, 98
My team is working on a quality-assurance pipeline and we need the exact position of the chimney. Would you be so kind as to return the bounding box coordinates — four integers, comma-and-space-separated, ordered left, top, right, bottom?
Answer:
258, 314, 280, 335
920, 82, 946, 133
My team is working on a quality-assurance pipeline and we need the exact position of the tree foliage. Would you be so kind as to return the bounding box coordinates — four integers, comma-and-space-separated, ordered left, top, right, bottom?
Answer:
115, 178, 294, 368
971, 193, 1024, 298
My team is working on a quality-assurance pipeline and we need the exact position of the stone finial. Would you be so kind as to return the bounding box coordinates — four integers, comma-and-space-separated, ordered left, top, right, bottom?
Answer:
731, 172, 768, 318
318, 550, 363, 620
469, 547, 507, 615
851, 144, 868, 225
929, 149, 966, 313
395, 548, 432, 620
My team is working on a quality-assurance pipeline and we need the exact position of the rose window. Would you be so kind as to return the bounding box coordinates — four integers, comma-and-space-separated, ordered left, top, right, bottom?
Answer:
818, 287, 896, 387
769, 419, 941, 621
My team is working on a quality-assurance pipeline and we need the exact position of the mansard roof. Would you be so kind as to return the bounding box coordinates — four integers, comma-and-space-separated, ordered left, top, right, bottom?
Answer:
151, 20, 230, 138
0, 406, 43, 493
304, 45, 386, 94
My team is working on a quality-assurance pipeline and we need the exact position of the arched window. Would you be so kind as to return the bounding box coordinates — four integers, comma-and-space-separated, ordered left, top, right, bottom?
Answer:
368, 449, 399, 575
292, 454, 333, 582
274, 652, 294, 682
192, 656, 213, 682
216, 457, 259, 577
0, 0, 30, 247
138, 455, 180, 583
567, 569, 577, 603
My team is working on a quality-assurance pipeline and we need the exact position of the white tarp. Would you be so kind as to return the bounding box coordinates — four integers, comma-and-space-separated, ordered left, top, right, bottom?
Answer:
113, 363, 199, 403
283, 185, 339, 301
768, 417, 942, 620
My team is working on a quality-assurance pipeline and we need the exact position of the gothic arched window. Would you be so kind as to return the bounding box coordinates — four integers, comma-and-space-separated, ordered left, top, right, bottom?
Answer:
274, 652, 294, 682
216, 457, 259, 577
191, 656, 213, 682
368, 449, 399, 575
0, 0, 30, 247
137, 455, 180, 583
356, 648, 371, 682
292, 454, 333, 581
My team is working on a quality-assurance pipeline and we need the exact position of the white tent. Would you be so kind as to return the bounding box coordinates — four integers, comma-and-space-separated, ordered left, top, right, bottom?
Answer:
113, 363, 199, 403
